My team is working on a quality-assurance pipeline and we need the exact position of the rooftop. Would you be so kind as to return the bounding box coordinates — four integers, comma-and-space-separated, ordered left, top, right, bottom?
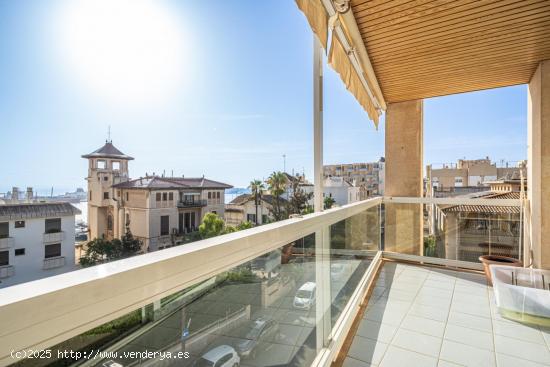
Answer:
0, 202, 81, 221
229, 193, 288, 206
81, 141, 134, 160
442, 192, 522, 214
112, 176, 233, 190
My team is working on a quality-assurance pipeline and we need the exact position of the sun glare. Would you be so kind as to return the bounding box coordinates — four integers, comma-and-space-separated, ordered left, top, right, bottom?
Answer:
53, 0, 188, 104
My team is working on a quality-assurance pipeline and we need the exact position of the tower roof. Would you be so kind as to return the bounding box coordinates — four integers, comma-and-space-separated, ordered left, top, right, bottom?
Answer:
82, 141, 134, 160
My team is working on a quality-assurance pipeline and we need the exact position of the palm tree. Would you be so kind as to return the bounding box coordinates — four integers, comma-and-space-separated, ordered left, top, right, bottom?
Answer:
248, 179, 265, 225
266, 171, 288, 221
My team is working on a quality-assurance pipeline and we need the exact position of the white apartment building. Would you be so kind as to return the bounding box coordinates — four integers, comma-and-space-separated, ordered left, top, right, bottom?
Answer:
323, 157, 385, 196
323, 176, 363, 206
0, 203, 79, 288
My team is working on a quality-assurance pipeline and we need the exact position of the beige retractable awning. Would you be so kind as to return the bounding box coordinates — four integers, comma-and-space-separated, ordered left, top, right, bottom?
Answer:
296, 0, 329, 50
296, 0, 384, 127
329, 27, 380, 126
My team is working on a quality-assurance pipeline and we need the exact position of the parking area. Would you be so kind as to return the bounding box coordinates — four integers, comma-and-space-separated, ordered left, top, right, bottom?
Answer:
99, 249, 371, 367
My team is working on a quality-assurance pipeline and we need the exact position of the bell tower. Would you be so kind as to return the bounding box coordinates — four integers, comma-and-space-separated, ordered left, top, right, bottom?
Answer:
82, 141, 134, 240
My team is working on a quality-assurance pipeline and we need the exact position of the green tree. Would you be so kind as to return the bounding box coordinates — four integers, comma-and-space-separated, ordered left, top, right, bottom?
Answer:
248, 179, 265, 225
121, 228, 143, 256
236, 221, 253, 230
79, 228, 143, 267
266, 171, 288, 221
199, 212, 226, 238
287, 176, 314, 215
324, 196, 336, 209
424, 235, 437, 257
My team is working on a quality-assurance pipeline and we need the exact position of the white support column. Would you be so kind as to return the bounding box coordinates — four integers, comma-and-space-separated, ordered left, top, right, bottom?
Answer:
313, 35, 324, 213
528, 60, 550, 269
312, 34, 330, 353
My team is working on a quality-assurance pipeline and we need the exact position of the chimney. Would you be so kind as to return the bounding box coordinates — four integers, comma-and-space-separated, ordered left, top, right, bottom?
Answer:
12, 187, 19, 202
26, 187, 33, 202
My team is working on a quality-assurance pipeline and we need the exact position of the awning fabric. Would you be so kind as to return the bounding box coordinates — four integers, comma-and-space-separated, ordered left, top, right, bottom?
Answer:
296, 0, 380, 128
295, 0, 328, 50
328, 29, 380, 127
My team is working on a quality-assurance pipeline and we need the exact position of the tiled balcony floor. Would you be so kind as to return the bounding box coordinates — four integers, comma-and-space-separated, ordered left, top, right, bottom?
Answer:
342, 262, 550, 367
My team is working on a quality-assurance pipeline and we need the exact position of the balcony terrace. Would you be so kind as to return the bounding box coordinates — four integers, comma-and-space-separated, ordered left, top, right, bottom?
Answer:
43, 231, 64, 243
177, 199, 207, 209
1, 0, 550, 366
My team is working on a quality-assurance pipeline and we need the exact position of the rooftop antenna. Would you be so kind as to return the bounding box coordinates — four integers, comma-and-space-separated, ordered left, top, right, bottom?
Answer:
107, 125, 112, 143
283, 154, 286, 173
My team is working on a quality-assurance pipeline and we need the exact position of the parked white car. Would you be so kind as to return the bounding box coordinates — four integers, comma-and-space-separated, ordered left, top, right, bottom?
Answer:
193, 345, 240, 367
293, 282, 316, 310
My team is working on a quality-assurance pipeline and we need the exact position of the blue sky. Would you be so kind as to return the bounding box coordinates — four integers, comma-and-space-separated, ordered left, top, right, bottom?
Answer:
0, 0, 527, 195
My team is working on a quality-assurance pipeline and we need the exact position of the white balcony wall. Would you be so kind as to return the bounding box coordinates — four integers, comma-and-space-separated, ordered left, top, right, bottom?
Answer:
43, 256, 66, 270
0, 265, 14, 279
43, 231, 65, 243
0, 237, 14, 250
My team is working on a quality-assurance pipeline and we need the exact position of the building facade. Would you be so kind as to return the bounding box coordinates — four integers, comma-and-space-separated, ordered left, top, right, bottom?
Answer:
322, 176, 364, 206
83, 141, 232, 251
225, 194, 286, 226
0, 203, 79, 288
323, 157, 385, 196
427, 157, 526, 193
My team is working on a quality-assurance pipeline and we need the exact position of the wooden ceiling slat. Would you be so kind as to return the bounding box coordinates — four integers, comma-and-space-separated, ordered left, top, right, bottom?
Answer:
379, 58, 545, 84
386, 78, 531, 100
372, 41, 550, 75
383, 69, 537, 99
351, 0, 425, 16
369, 20, 550, 62
387, 77, 530, 94
387, 79, 529, 101
355, 0, 497, 32
382, 67, 538, 87
362, 0, 547, 44
369, 14, 550, 64
373, 41, 550, 74
368, 11, 550, 55
381, 67, 539, 89
353, 0, 468, 29
348, 0, 550, 102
